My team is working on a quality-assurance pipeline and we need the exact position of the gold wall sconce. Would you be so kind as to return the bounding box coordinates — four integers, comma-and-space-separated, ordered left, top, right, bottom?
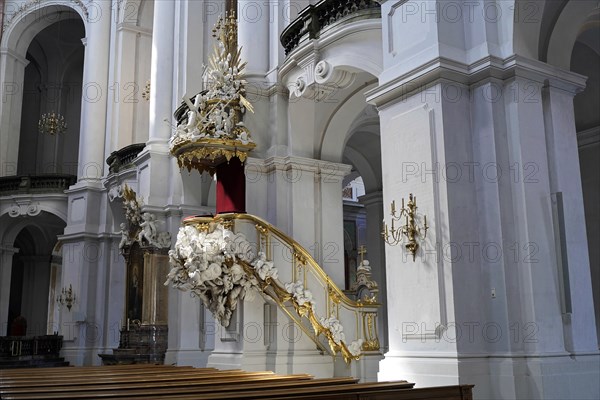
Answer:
57, 284, 76, 311
381, 193, 428, 261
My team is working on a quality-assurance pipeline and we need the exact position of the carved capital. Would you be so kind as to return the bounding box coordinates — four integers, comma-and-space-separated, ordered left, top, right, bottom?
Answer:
7, 202, 42, 217
314, 60, 356, 88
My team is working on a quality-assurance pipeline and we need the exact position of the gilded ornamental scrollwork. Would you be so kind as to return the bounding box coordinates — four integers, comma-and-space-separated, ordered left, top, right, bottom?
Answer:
169, 214, 381, 364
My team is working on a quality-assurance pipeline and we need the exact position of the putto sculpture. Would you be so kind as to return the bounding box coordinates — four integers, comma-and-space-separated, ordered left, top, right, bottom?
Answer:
114, 185, 171, 252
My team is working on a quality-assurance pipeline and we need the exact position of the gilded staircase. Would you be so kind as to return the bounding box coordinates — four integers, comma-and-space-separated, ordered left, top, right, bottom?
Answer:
169, 213, 381, 365
163, 10, 382, 379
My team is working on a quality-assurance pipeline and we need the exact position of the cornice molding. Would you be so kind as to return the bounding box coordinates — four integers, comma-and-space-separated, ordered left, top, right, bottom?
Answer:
366, 55, 587, 109
117, 22, 152, 37
578, 126, 600, 149
358, 191, 383, 206
0, 47, 28, 65
247, 156, 352, 177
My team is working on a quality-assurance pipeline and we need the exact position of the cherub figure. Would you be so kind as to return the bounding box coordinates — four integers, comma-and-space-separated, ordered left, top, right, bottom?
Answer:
138, 213, 157, 245
118, 223, 132, 250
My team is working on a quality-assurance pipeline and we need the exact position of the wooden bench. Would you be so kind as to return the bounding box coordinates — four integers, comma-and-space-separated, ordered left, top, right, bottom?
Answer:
0, 364, 474, 400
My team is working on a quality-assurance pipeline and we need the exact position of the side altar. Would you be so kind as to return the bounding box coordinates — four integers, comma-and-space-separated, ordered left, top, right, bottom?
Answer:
99, 186, 171, 365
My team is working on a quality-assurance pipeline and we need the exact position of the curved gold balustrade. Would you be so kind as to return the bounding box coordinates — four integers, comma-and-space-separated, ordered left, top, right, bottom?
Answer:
182, 213, 381, 363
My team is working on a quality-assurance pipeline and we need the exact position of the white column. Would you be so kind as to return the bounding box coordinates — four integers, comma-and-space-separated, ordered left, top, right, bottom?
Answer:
135, 0, 176, 205
238, 0, 269, 76
0, 245, 18, 334
111, 26, 138, 150
236, 0, 276, 157
147, 0, 175, 148
359, 191, 387, 350
543, 85, 597, 352
164, 290, 207, 367
77, 1, 111, 182
318, 160, 352, 287
0, 50, 29, 176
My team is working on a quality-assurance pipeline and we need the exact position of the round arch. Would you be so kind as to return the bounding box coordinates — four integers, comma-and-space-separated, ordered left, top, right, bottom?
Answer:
2, 3, 87, 52
119, 0, 154, 27
0, 210, 66, 335
0, 4, 86, 176
547, 0, 599, 69
0, 210, 67, 249
319, 81, 378, 162
343, 145, 379, 193
512, 0, 546, 60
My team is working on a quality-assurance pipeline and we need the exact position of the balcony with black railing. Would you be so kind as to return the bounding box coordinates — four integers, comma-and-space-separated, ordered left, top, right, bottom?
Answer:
106, 143, 146, 174
0, 174, 77, 195
280, 0, 381, 56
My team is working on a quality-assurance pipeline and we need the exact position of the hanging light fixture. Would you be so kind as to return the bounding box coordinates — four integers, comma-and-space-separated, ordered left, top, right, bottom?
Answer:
38, 12, 67, 136
57, 284, 76, 311
38, 112, 67, 135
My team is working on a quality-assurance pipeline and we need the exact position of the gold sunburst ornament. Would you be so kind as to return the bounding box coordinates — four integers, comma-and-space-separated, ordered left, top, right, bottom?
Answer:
169, 12, 255, 174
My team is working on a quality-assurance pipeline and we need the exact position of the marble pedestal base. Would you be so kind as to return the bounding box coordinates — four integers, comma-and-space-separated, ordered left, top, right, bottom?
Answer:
98, 324, 168, 365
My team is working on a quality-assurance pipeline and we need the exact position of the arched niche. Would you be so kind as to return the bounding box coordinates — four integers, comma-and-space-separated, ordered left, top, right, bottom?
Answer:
0, 210, 66, 336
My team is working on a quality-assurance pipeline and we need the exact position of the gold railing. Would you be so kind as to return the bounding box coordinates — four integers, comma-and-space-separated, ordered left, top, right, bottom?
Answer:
182, 213, 381, 363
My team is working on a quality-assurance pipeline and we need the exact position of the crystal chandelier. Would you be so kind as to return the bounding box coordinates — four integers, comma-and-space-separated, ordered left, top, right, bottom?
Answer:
38, 112, 67, 135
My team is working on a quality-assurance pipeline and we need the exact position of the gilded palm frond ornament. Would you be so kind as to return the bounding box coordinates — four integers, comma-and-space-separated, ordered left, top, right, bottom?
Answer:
169, 12, 255, 173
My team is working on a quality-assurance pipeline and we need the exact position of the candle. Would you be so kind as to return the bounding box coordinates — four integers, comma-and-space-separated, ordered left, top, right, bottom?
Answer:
424, 215, 427, 226
127, 318, 130, 331
391, 200, 395, 214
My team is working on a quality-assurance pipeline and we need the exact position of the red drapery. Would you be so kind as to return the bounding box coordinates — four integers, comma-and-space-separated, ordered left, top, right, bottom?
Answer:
215, 157, 246, 214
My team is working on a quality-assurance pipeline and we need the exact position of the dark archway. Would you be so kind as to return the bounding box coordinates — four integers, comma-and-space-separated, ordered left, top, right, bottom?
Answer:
571, 9, 600, 346
6, 213, 66, 336
17, 17, 84, 175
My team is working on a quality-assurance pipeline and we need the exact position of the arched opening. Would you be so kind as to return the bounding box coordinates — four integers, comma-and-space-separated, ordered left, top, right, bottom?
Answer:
6, 212, 66, 336
315, 65, 386, 349
528, 0, 600, 348
17, 17, 84, 175
0, 5, 87, 177
571, 8, 600, 346
340, 105, 386, 351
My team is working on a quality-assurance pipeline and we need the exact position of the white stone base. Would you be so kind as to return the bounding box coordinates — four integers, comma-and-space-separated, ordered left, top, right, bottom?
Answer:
164, 348, 211, 367
265, 350, 334, 379
207, 349, 334, 378
378, 352, 600, 400
62, 347, 102, 366
207, 350, 262, 371
335, 352, 384, 382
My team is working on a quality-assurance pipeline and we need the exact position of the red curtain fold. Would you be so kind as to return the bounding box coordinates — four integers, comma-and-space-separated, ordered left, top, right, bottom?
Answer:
216, 157, 246, 214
